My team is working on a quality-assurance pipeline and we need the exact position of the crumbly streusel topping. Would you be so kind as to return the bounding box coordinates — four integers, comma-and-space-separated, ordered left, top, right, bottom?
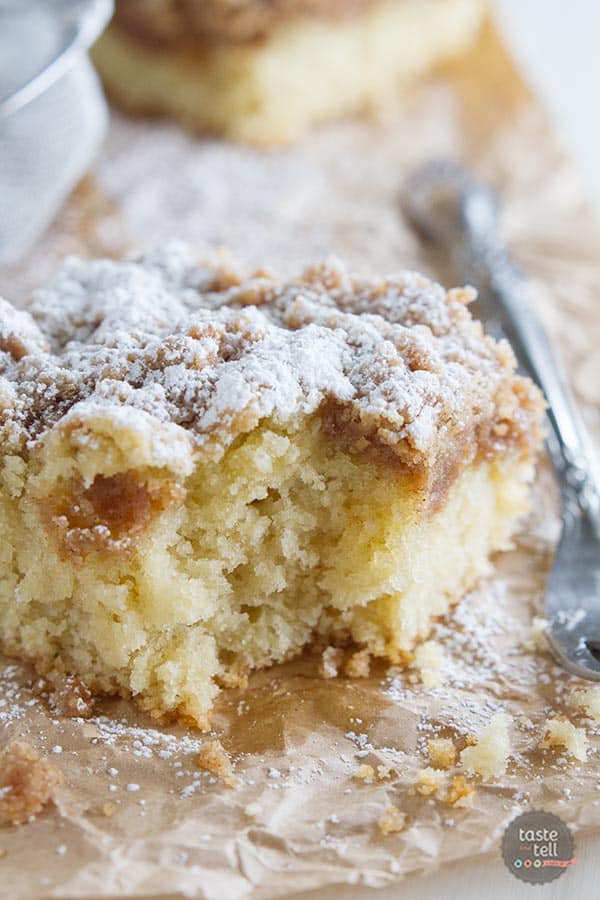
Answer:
0, 245, 543, 483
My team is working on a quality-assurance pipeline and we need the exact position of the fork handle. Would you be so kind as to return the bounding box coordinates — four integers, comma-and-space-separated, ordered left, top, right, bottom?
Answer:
458, 233, 600, 525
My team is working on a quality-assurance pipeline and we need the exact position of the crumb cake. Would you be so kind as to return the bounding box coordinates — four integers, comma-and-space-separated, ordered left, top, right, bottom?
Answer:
0, 247, 544, 727
93, 0, 485, 143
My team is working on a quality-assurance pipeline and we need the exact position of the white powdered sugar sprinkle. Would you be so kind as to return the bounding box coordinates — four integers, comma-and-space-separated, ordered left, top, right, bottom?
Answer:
0, 244, 541, 474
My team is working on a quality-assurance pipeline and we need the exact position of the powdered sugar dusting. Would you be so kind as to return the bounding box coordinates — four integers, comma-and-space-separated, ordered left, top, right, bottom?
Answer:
0, 245, 542, 476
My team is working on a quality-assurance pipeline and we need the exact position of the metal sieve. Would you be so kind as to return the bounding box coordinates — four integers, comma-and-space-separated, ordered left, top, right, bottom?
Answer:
0, 0, 113, 264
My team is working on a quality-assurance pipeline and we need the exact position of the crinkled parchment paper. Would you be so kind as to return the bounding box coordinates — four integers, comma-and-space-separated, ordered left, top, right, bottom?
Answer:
1, 18, 600, 900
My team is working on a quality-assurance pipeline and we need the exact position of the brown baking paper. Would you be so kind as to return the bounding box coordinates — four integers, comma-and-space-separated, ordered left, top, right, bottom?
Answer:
2, 18, 600, 900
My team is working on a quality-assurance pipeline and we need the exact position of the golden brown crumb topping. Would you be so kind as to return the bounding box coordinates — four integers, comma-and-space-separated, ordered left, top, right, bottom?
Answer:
0, 741, 63, 825
0, 247, 543, 494
112, 0, 376, 47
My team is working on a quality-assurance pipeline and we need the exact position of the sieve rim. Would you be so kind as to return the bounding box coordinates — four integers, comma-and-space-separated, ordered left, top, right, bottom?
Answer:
0, 0, 113, 121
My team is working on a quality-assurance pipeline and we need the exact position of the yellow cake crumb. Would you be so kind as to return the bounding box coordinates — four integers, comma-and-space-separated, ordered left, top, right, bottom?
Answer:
523, 616, 549, 653
101, 801, 116, 818
445, 774, 476, 808
353, 764, 375, 783
319, 646, 344, 679
378, 805, 407, 835
428, 737, 457, 769
540, 717, 588, 762
412, 641, 446, 688
244, 802, 262, 818
196, 739, 239, 787
415, 766, 446, 796
345, 649, 371, 679
0, 741, 63, 825
569, 687, 600, 722
459, 713, 512, 780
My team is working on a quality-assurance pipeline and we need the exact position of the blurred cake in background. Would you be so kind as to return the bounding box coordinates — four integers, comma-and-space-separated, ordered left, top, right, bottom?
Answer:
93, 0, 485, 143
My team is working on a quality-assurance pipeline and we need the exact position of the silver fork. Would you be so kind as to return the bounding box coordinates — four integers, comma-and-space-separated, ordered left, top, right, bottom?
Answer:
402, 160, 600, 680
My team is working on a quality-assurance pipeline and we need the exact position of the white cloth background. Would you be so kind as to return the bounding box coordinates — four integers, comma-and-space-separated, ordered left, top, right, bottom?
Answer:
493, 0, 600, 209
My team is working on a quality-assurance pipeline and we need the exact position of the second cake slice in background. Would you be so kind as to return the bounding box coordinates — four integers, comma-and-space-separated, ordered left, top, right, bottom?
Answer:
93, 0, 485, 143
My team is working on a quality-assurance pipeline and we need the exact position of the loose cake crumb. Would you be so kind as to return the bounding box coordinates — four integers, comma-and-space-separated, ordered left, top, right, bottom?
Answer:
378, 806, 406, 835
244, 802, 262, 818
31, 673, 95, 718
569, 687, 600, 722
217, 670, 249, 690
445, 775, 476, 809
353, 764, 375, 783
101, 802, 116, 818
196, 739, 239, 787
459, 713, 512, 780
345, 649, 371, 679
412, 641, 446, 688
428, 737, 457, 769
415, 766, 446, 796
49, 675, 95, 719
319, 647, 344, 679
0, 741, 63, 824
523, 617, 549, 653
540, 717, 588, 762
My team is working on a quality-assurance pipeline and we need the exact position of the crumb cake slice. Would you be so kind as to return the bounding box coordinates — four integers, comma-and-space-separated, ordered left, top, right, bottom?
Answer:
93, 0, 485, 144
0, 248, 544, 727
